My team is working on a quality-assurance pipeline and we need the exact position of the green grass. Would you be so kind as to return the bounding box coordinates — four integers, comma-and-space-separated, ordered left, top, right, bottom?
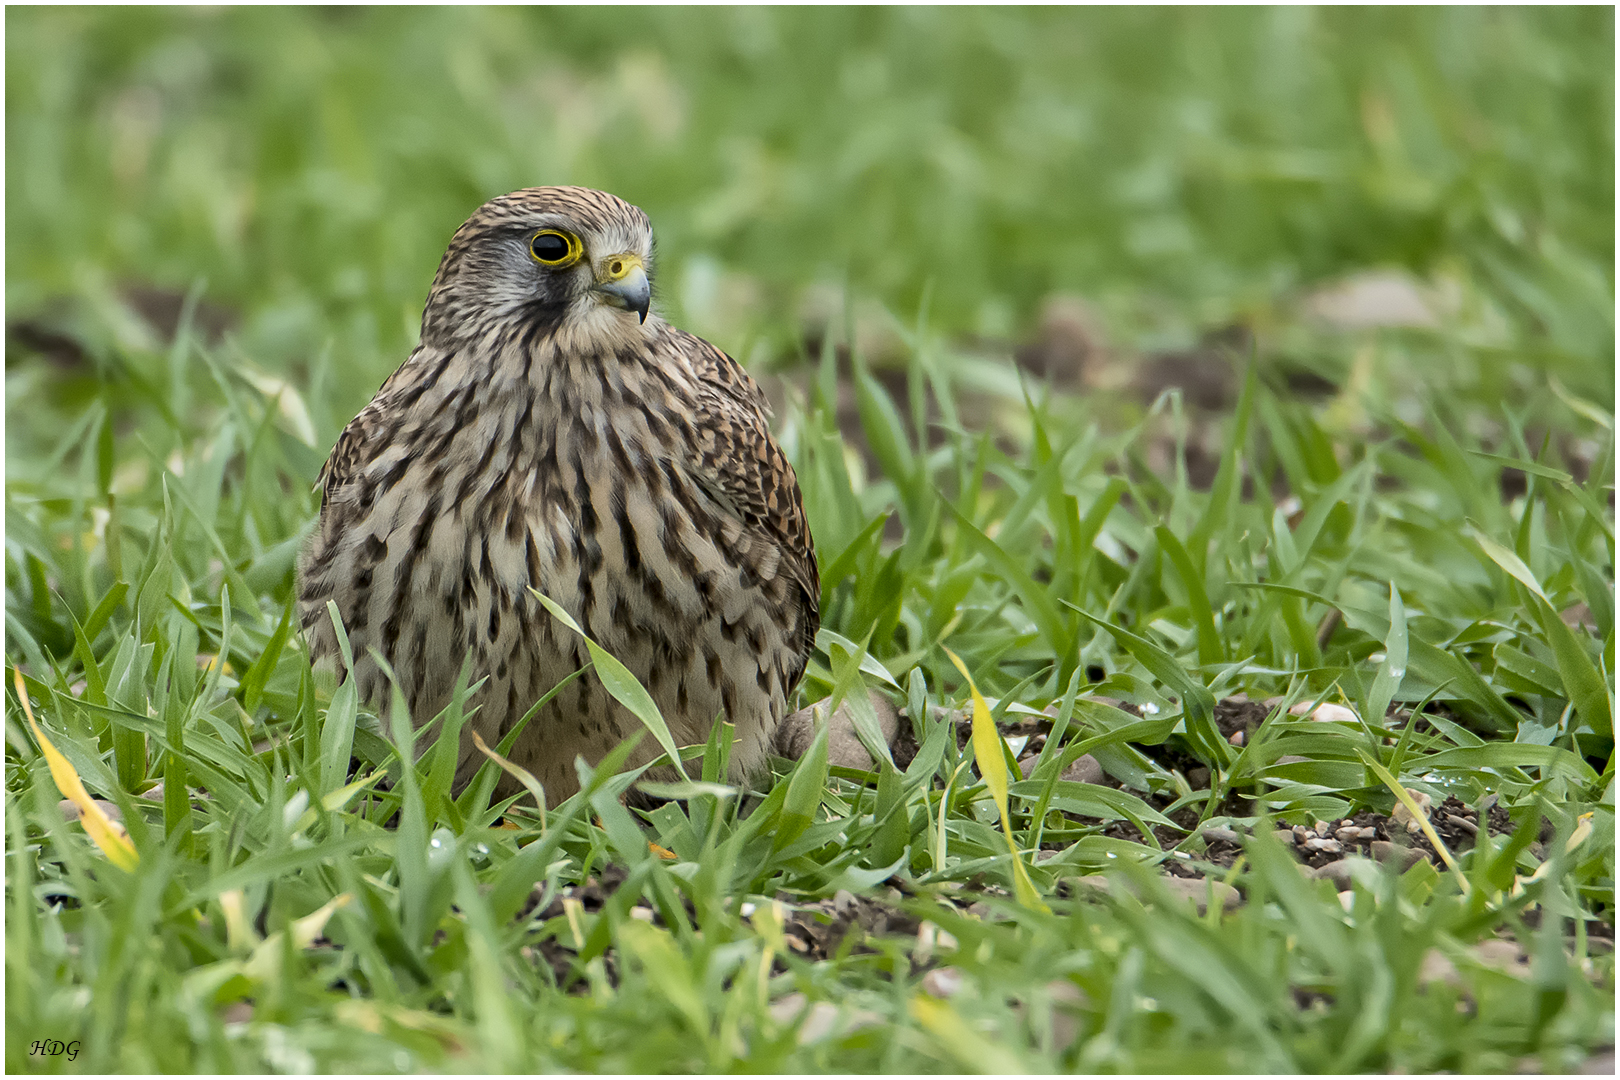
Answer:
5, 7, 1614, 1073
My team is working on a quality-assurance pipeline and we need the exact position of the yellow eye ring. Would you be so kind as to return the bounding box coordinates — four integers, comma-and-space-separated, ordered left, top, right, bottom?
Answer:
530, 229, 582, 268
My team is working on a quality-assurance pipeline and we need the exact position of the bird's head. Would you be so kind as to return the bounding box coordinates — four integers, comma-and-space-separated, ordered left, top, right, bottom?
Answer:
421, 186, 655, 352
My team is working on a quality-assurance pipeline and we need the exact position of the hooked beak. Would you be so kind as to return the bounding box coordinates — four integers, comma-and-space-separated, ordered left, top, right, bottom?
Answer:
592, 254, 651, 324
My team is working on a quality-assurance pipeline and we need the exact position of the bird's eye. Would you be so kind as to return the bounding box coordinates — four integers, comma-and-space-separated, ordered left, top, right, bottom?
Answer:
530, 229, 581, 267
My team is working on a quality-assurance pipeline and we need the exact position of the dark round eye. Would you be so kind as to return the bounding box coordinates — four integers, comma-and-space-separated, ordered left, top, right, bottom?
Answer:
530, 230, 575, 265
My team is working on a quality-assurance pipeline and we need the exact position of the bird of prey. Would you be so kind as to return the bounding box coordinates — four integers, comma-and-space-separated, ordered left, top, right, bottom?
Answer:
298, 186, 819, 805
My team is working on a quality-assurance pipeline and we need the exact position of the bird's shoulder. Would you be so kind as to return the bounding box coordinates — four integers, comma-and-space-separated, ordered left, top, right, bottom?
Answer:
315, 344, 449, 503
657, 327, 820, 618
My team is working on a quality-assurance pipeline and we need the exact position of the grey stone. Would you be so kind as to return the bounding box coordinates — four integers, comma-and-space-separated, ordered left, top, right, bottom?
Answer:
1020, 752, 1104, 786
1047, 978, 1090, 1049
1161, 875, 1242, 914
1063, 753, 1105, 786
1370, 840, 1430, 869
776, 690, 899, 771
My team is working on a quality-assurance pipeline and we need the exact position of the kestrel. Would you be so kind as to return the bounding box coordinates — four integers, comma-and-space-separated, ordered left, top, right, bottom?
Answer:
298, 187, 819, 805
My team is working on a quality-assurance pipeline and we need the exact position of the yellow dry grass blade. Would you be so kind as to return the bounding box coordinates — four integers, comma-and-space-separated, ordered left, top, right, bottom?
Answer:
242, 893, 352, 983
943, 648, 1047, 912
909, 993, 1023, 1073
13, 668, 138, 871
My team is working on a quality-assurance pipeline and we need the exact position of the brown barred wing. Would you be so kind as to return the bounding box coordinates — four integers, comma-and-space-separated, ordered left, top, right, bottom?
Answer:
674, 331, 821, 663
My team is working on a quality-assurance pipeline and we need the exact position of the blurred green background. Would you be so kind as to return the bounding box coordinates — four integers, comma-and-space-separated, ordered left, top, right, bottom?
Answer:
6, 6, 1613, 420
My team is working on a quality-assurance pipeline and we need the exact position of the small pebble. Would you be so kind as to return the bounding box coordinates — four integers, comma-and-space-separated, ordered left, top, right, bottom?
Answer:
58, 798, 122, 823
628, 906, 655, 922
1048, 979, 1089, 1008
921, 966, 965, 999
1357, 827, 1376, 840
1289, 701, 1359, 724
1162, 876, 1242, 914
770, 992, 809, 1024
1418, 949, 1461, 988
221, 1001, 254, 1025
1391, 789, 1433, 833
914, 922, 938, 964
1200, 827, 1242, 846
1227, 730, 1245, 747
1292, 825, 1313, 845
1275, 829, 1299, 846
832, 889, 857, 917
1315, 820, 1334, 838
1334, 827, 1362, 844
1304, 837, 1343, 854
796, 1001, 840, 1044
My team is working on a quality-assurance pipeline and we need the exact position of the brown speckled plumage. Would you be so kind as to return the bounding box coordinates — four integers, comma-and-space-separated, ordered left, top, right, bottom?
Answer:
298, 187, 818, 804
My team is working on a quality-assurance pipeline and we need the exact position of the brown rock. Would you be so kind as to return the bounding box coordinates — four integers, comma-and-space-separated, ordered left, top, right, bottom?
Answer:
1370, 840, 1431, 870
1308, 860, 1357, 889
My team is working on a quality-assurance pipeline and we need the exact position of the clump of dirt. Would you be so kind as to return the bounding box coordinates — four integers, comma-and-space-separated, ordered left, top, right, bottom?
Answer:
777, 889, 926, 966
519, 863, 932, 988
